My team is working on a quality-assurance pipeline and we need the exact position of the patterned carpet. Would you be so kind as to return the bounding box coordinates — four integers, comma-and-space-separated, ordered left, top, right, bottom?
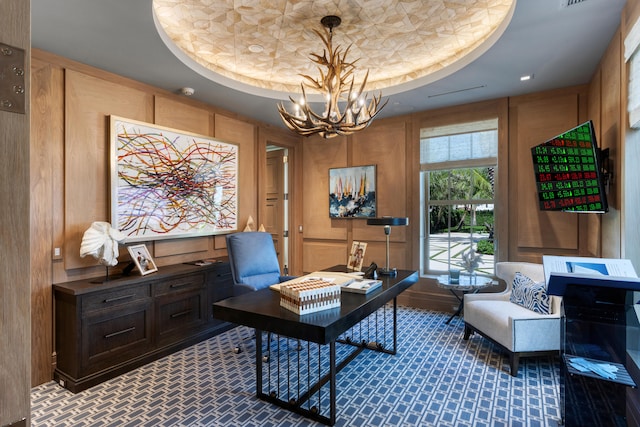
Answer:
31, 306, 561, 426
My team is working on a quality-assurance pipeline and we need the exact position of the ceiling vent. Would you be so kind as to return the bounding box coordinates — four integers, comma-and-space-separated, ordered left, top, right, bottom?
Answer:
560, 0, 588, 8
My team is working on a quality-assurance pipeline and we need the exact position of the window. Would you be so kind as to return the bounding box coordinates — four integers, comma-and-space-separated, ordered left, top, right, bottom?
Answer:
420, 119, 498, 277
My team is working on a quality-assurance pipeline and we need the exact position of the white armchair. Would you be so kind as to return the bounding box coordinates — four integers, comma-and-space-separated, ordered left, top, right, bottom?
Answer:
463, 262, 562, 376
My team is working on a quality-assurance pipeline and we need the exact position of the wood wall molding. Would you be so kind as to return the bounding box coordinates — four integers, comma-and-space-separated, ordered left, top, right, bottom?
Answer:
622, 0, 640, 268
302, 135, 349, 242
214, 114, 258, 232
31, 58, 63, 388
507, 89, 589, 261
258, 127, 303, 275
62, 69, 154, 272
599, 27, 623, 259
353, 119, 411, 271
155, 96, 213, 136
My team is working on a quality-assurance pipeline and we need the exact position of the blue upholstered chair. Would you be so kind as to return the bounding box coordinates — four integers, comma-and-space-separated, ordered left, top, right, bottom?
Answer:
226, 231, 294, 297
225, 231, 296, 354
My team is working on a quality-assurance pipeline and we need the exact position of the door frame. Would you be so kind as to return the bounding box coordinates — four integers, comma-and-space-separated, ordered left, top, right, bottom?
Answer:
257, 128, 302, 276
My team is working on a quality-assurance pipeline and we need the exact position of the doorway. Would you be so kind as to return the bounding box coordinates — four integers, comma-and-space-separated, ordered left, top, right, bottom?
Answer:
265, 145, 289, 274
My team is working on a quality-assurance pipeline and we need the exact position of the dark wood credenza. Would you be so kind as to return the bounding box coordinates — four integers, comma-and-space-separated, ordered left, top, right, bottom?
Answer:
53, 260, 234, 393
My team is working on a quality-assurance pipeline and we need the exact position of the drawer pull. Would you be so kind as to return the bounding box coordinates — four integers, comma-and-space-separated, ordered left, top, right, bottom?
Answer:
103, 294, 134, 303
170, 309, 193, 318
170, 282, 193, 289
104, 327, 136, 338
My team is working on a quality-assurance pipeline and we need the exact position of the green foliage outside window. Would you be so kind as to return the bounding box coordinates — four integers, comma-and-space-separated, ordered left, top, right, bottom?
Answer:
476, 239, 494, 255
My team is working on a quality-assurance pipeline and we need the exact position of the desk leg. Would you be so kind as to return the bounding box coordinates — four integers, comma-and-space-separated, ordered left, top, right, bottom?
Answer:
256, 329, 263, 398
255, 303, 396, 425
329, 341, 336, 426
256, 336, 344, 426
393, 297, 398, 354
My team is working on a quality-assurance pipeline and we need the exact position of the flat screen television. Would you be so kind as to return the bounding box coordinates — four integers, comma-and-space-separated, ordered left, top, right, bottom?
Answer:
531, 120, 608, 213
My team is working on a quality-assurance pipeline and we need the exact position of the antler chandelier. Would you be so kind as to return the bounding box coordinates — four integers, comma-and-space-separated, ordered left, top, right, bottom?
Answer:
277, 16, 387, 139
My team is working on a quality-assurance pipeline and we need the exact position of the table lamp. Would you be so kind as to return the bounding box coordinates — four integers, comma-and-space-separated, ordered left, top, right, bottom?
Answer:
366, 217, 409, 276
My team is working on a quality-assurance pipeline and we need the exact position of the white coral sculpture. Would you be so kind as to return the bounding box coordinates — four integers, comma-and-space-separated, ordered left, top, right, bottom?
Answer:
80, 221, 126, 267
461, 248, 482, 273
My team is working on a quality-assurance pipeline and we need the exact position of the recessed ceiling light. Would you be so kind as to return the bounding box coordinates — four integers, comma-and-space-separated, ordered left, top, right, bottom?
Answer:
248, 44, 264, 53
520, 74, 534, 81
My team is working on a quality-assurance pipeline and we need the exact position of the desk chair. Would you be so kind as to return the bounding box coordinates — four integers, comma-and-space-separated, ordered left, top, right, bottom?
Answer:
225, 231, 297, 357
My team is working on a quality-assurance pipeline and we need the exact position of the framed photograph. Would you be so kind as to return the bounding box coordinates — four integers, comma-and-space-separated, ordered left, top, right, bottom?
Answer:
347, 241, 368, 271
127, 244, 158, 276
329, 165, 376, 218
110, 116, 238, 242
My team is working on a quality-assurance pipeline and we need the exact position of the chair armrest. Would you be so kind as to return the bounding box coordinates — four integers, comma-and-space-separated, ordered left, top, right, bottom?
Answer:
509, 315, 562, 351
464, 291, 510, 303
279, 275, 297, 283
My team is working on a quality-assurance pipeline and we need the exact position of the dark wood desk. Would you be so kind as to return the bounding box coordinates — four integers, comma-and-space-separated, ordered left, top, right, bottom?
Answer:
213, 267, 418, 425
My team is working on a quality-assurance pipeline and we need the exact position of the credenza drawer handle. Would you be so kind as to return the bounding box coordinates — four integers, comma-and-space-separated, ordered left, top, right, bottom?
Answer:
170, 309, 193, 318
104, 326, 136, 338
103, 294, 134, 303
170, 282, 193, 289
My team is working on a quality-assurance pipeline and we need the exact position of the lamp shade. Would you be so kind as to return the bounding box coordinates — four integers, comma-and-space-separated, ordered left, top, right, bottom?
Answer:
367, 217, 409, 226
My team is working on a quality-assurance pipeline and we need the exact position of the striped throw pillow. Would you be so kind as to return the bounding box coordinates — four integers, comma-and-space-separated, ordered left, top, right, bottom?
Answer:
509, 272, 552, 315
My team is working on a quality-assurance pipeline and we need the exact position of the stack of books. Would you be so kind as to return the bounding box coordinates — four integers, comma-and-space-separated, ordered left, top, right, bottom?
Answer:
280, 277, 341, 315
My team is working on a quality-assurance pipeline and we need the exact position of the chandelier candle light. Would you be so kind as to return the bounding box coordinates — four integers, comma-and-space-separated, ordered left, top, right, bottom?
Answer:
277, 15, 387, 139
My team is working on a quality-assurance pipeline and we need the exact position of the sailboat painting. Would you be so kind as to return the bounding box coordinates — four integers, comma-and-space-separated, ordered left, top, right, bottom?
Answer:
329, 165, 376, 218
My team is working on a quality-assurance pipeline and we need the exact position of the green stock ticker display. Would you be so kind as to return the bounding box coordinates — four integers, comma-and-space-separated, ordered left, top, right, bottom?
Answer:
531, 120, 608, 213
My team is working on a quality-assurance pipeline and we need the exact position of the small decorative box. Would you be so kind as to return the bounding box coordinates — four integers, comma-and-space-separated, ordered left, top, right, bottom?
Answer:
280, 278, 341, 315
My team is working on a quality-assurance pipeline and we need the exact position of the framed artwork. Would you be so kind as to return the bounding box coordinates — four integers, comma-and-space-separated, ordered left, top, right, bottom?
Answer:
127, 244, 158, 276
329, 165, 376, 218
347, 241, 368, 271
110, 116, 238, 242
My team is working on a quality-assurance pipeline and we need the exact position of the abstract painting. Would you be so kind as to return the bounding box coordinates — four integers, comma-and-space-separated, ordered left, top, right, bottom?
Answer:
329, 165, 376, 218
111, 116, 238, 241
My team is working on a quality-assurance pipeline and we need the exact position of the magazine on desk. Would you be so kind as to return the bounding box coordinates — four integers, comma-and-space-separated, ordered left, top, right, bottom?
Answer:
542, 255, 640, 294
341, 278, 383, 294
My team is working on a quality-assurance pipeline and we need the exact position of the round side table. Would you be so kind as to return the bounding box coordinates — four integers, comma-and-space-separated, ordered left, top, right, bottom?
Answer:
437, 274, 495, 324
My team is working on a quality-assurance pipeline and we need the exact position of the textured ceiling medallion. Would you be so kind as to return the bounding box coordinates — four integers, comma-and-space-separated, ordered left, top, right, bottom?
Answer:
153, 0, 515, 98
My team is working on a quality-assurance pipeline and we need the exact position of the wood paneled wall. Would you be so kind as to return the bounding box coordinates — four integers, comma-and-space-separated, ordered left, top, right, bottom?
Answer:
598, 25, 623, 260
299, 82, 616, 313
29, 49, 301, 387
301, 118, 412, 274
63, 70, 154, 272
623, 0, 640, 271
507, 87, 590, 261
622, 2, 640, 424
2, 0, 31, 424
30, 56, 62, 399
